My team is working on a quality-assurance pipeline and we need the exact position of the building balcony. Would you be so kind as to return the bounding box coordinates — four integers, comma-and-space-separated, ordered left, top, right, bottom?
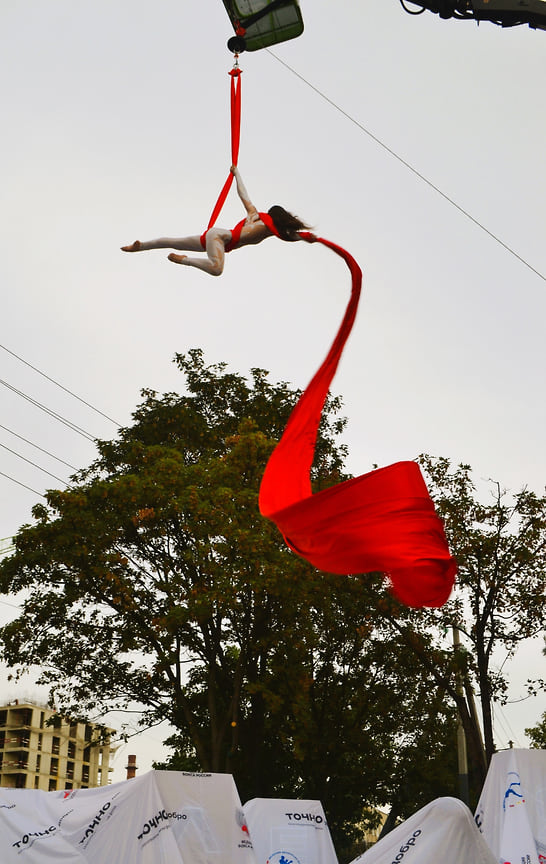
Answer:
1, 737, 30, 749
5, 713, 33, 728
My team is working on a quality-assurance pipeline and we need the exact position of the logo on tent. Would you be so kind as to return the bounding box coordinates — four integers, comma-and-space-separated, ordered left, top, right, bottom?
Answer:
267, 851, 302, 864
235, 807, 249, 834
62, 789, 77, 800
503, 772, 525, 811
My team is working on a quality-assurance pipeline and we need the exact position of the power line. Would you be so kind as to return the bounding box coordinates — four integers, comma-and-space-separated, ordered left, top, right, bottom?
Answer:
0, 344, 121, 427
0, 347, 120, 493
492, 702, 524, 748
267, 50, 545, 283
0, 442, 68, 486
0, 376, 102, 500
0, 379, 96, 442
0, 387, 89, 498
0, 354, 115, 497
0, 471, 45, 497
0, 423, 77, 470
0, 598, 20, 610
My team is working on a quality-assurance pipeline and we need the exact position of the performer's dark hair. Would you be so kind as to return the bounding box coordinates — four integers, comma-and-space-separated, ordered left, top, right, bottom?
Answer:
268, 205, 310, 241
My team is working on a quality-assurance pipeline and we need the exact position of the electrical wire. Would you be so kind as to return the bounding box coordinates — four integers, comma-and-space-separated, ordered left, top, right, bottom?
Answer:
0, 470, 44, 497
0, 443, 68, 486
267, 50, 545, 283
0, 380, 96, 442
0, 598, 20, 609
0, 396, 88, 495
0, 344, 121, 428
492, 701, 524, 748
0, 380, 103, 493
0, 347, 118, 497
0, 424, 77, 470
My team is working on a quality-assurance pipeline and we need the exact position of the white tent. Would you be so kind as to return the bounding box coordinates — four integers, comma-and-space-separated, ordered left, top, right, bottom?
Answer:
244, 797, 338, 864
0, 770, 256, 863
349, 797, 496, 864
474, 748, 546, 864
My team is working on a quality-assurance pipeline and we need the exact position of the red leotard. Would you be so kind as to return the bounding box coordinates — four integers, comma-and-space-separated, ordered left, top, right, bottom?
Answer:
200, 213, 281, 254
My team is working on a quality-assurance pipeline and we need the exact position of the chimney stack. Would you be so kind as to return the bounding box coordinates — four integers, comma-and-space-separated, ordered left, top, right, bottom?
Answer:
125, 754, 138, 780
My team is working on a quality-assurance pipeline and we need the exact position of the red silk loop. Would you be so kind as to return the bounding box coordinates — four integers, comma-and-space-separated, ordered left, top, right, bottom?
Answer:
259, 236, 457, 608
207, 68, 242, 230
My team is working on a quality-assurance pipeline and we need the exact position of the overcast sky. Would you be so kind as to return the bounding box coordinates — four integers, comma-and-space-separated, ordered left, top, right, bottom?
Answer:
1, 0, 545, 783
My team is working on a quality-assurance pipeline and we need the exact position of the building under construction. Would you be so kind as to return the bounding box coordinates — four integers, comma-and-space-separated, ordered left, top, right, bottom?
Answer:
0, 700, 115, 790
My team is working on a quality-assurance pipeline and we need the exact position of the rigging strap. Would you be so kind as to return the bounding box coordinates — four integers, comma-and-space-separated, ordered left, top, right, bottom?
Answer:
207, 62, 242, 230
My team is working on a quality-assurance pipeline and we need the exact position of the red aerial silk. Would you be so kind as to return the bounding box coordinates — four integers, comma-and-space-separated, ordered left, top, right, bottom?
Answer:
207, 67, 242, 230
259, 233, 457, 608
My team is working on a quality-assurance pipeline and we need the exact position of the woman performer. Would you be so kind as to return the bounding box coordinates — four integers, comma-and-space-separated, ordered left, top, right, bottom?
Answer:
121, 166, 311, 276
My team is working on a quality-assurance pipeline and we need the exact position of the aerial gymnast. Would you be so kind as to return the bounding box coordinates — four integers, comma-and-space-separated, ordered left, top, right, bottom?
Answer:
121, 166, 311, 276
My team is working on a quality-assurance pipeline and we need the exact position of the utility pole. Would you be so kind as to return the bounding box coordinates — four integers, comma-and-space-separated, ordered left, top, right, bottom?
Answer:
453, 625, 469, 805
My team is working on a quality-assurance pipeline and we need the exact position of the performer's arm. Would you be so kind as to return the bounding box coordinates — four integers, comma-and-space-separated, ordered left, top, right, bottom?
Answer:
231, 165, 258, 219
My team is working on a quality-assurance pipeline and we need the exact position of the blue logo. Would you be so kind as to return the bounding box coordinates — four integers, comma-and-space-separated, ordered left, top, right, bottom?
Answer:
503, 771, 524, 811
267, 852, 302, 864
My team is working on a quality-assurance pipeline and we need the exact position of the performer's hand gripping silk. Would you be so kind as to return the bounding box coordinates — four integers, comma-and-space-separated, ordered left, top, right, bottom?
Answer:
121, 166, 310, 276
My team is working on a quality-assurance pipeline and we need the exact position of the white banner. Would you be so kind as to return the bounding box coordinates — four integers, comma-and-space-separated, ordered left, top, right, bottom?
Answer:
349, 797, 496, 864
154, 770, 256, 864
243, 797, 338, 864
0, 770, 258, 864
474, 749, 546, 864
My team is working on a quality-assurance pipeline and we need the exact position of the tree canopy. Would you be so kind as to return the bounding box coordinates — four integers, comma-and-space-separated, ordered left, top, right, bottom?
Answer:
2, 351, 544, 848
0, 350, 459, 851
393, 456, 546, 791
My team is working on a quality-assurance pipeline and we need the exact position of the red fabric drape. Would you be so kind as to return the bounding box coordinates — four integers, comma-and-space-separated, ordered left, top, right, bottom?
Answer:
259, 233, 457, 608
207, 68, 242, 230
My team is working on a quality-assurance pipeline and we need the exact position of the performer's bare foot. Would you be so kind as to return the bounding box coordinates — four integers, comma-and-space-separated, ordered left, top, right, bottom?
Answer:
168, 253, 188, 264
121, 241, 141, 252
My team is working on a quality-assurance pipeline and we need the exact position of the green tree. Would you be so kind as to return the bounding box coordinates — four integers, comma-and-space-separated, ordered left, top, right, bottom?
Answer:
0, 350, 332, 776
387, 456, 546, 794
525, 712, 546, 749
275, 578, 459, 856
155, 570, 459, 856
0, 350, 458, 850
524, 639, 546, 748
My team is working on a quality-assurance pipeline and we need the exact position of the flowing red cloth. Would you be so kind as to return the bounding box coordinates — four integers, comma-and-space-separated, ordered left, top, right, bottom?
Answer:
259, 233, 457, 608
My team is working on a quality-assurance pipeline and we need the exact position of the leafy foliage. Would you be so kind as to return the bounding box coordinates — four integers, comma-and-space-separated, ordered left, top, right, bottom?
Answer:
397, 456, 546, 788
0, 350, 459, 850
8, 359, 545, 836
525, 710, 546, 749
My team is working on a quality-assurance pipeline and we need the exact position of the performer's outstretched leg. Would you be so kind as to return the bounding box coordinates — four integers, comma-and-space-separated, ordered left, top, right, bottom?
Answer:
121, 236, 203, 253
168, 228, 231, 277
